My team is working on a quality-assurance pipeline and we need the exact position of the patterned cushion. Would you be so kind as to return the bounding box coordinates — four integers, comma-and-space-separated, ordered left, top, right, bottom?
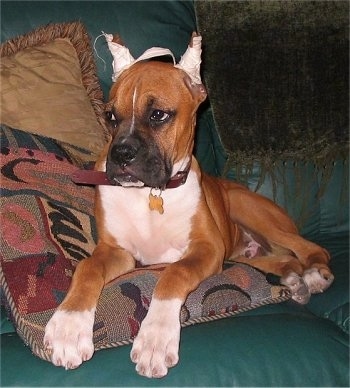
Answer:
0, 126, 291, 362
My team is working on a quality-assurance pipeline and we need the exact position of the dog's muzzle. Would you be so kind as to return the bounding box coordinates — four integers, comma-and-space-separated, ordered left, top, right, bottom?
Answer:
106, 134, 172, 188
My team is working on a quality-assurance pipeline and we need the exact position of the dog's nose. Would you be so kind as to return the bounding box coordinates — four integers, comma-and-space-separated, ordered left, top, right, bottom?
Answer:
110, 138, 139, 166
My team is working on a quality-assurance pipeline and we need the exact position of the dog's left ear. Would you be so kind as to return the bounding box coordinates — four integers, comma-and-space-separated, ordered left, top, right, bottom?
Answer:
176, 32, 203, 85
177, 32, 206, 104
184, 76, 207, 104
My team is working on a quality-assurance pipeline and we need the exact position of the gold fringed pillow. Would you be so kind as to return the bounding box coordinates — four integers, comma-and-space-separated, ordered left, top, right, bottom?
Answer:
0, 22, 108, 163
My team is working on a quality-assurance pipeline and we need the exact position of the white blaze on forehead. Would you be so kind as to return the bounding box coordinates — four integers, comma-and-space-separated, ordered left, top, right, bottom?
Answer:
129, 87, 137, 135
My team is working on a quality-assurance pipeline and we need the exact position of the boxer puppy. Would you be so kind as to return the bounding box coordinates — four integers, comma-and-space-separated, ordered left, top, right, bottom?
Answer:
44, 33, 334, 378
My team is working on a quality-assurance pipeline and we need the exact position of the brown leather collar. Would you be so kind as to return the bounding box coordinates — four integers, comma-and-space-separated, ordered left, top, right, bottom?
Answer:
71, 163, 191, 189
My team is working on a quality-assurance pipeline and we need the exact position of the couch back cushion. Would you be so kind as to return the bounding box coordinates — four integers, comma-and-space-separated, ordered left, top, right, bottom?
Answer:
1, 0, 196, 98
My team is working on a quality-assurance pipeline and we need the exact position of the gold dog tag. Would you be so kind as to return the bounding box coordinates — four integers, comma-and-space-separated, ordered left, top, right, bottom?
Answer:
149, 189, 164, 214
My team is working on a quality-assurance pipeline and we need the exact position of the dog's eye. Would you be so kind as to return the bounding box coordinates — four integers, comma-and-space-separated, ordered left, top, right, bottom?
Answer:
106, 111, 118, 129
150, 110, 170, 124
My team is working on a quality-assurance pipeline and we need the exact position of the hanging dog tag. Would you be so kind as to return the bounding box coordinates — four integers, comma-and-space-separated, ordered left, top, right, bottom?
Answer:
149, 189, 164, 214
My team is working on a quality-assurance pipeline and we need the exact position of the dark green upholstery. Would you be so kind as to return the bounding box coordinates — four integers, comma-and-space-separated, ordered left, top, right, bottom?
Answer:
1, 0, 196, 98
1, 1, 348, 386
1, 312, 348, 387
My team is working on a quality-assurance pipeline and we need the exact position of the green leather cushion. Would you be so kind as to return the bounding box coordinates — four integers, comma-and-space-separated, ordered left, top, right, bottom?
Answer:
2, 311, 349, 387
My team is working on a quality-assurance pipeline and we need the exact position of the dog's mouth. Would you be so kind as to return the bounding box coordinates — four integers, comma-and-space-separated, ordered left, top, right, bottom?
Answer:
107, 166, 145, 187
106, 133, 173, 188
106, 161, 172, 188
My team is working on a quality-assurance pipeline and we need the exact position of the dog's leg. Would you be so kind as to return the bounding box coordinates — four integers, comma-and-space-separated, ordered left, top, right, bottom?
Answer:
224, 183, 334, 301
44, 242, 135, 369
130, 296, 182, 378
130, 236, 223, 378
130, 260, 219, 378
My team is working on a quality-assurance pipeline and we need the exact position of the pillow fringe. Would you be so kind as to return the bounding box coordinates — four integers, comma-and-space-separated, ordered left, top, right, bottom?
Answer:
1, 21, 109, 142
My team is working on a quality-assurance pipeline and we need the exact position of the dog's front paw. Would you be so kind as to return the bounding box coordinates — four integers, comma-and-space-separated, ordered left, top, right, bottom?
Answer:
303, 267, 334, 294
44, 309, 95, 369
130, 298, 182, 378
281, 272, 311, 304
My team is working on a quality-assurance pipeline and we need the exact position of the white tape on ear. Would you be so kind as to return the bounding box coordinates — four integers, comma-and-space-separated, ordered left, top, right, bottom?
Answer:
103, 32, 135, 81
175, 35, 202, 84
135, 47, 176, 64
104, 32, 203, 84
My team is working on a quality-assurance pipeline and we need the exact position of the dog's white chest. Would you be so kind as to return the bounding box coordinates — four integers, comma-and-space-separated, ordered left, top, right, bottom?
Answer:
98, 172, 200, 265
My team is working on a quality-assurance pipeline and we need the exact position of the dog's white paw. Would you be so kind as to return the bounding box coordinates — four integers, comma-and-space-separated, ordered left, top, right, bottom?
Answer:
281, 272, 311, 304
303, 267, 334, 294
44, 309, 95, 369
130, 298, 182, 378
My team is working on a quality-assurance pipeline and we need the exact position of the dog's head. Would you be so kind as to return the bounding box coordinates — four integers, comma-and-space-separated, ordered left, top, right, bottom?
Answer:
103, 34, 207, 189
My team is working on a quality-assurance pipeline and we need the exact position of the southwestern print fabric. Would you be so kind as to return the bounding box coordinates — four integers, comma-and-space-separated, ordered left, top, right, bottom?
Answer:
0, 126, 291, 362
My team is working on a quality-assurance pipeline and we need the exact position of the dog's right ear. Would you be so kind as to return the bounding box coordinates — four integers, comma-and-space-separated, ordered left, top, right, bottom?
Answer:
104, 33, 135, 81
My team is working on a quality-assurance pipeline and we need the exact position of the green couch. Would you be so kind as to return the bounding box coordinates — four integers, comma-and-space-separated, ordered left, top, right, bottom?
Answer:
1, 1, 348, 386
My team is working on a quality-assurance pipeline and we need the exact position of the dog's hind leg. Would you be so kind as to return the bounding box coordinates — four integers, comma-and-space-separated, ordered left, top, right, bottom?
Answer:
223, 183, 334, 302
44, 242, 135, 369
